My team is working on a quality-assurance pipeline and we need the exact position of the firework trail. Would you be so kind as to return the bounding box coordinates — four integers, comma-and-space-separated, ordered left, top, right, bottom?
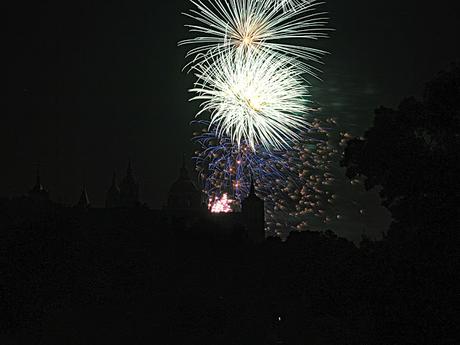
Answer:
193, 117, 343, 238
193, 120, 290, 202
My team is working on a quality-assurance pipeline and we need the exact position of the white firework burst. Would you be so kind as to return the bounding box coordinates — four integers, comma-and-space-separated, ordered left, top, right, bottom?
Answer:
274, 0, 314, 12
190, 50, 310, 151
179, 0, 329, 77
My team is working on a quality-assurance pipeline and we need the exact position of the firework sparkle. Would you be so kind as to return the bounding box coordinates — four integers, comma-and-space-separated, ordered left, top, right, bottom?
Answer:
190, 50, 310, 151
181, 0, 333, 238
193, 117, 346, 239
180, 0, 329, 76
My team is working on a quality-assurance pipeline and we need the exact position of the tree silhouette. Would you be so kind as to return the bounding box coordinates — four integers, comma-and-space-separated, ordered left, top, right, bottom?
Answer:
342, 64, 460, 244
341, 65, 460, 344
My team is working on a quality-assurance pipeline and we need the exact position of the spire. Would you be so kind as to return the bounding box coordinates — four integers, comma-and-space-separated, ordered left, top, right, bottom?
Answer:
30, 163, 45, 193
166, 152, 202, 210
180, 154, 189, 179
249, 174, 256, 196
107, 171, 120, 193
29, 163, 49, 200
243, 174, 262, 202
122, 160, 136, 185
119, 161, 140, 208
122, 161, 137, 185
76, 186, 90, 208
105, 171, 120, 208
32, 163, 44, 191
241, 173, 265, 243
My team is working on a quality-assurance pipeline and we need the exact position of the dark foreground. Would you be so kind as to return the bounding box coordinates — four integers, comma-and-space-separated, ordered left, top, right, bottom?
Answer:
3, 66, 460, 345
1, 206, 458, 345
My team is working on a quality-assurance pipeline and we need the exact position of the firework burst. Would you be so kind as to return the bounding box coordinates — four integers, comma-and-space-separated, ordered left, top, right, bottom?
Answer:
193, 121, 289, 202
180, 0, 333, 238
190, 50, 310, 151
179, 0, 329, 76
193, 117, 342, 239
275, 0, 316, 13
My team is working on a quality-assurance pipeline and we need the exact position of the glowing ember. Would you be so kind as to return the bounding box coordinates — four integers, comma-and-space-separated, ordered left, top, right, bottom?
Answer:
209, 193, 234, 213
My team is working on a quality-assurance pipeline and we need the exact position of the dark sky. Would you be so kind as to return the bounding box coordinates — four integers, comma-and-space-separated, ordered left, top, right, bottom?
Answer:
4, 0, 460, 239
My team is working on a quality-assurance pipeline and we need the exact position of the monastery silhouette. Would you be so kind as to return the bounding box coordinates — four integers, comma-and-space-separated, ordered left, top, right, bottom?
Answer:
20, 158, 266, 243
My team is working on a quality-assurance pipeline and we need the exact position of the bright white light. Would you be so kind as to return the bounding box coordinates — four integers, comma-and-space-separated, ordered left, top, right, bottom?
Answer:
190, 50, 310, 151
179, 0, 329, 77
275, 0, 315, 12
209, 193, 234, 213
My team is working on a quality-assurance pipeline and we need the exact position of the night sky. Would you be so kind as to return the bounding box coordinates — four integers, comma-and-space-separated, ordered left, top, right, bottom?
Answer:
5, 0, 460, 241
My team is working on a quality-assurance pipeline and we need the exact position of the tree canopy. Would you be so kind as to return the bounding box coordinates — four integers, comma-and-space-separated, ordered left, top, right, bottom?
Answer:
342, 64, 460, 243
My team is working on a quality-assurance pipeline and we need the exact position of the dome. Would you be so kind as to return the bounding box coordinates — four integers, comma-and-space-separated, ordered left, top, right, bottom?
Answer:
169, 168, 199, 195
167, 160, 202, 210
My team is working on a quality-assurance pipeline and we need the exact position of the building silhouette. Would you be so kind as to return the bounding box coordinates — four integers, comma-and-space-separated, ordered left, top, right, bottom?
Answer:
9, 158, 266, 242
75, 186, 90, 209
105, 162, 140, 209
28, 167, 49, 202
105, 172, 120, 208
119, 161, 140, 208
242, 178, 265, 243
166, 156, 203, 211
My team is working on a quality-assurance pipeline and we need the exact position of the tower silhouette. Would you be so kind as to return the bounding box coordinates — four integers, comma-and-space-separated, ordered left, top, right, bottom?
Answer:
75, 186, 90, 209
166, 155, 202, 211
105, 162, 140, 209
105, 172, 120, 208
28, 165, 49, 201
241, 177, 265, 243
119, 161, 140, 208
